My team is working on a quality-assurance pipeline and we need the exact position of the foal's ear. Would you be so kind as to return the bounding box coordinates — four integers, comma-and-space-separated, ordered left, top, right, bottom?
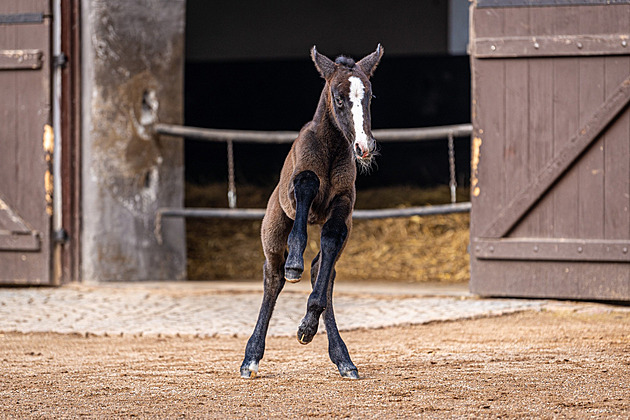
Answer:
311, 46, 335, 80
357, 44, 384, 78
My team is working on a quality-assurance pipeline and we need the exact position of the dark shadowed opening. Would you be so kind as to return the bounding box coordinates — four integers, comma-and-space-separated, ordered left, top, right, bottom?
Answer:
184, 0, 471, 192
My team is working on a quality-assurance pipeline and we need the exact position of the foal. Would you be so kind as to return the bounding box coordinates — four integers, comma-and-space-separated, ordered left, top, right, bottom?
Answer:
240, 45, 383, 379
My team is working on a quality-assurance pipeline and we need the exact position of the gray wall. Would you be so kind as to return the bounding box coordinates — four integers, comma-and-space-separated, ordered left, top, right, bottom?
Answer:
449, 0, 470, 55
186, 0, 450, 61
81, 0, 186, 281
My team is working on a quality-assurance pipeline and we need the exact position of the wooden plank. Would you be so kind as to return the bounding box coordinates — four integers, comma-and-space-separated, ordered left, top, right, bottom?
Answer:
471, 260, 628, 301
481, 73, 630, 238
0, 233, 40, 251
0, 25, 17, 206
0, 12, 43, 24
577, 264, 629, 300
603, 7, 630, 242
0, 0, 50, 15
473, 34, 630, 58
0, 197, 33, 233
504, 56, 529, 221
0, 8, 20, 280
473, 238, 630, 262
472, 4, 506, 39
470, 6, 506, 293
503, 5, 530, 237
516, 6, 555, 238
576, 7, 608, 297
470, 59, 506, 236
501, 6, 531, 37
477, 0, 630, 7
0, 49, 42, 69
552, 8, 580, 241
15, 16, 50, 229
578, 9, 605, 240
604, 58, 630, 241
498, 6, 540, 292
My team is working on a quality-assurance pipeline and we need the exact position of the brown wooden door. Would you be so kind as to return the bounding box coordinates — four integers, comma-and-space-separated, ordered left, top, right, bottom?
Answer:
470, 2, 630, 301
0, 0, 52, 284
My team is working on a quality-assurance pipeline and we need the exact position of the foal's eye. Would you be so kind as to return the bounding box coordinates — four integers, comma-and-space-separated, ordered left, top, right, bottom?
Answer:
335, 96, 344, 108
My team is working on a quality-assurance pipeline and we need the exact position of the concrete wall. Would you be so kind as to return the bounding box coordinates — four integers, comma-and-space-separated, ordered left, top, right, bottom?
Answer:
81, 0, 186, 281
448, 0, 470, 55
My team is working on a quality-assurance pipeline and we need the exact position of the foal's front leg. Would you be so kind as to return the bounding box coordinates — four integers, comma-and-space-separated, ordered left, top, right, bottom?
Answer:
284, 170, 320, 282
311, 254, 359, 379
297, 195, 351, 347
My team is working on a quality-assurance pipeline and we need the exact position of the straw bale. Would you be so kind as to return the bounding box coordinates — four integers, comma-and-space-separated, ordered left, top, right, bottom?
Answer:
186, 184, 469, 283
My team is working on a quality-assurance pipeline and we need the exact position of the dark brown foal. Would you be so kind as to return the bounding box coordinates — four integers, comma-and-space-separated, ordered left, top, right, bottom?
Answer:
240, 45, 383, 379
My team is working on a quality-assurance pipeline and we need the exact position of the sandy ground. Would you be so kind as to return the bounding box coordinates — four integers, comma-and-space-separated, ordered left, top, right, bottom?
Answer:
1, 309, 629, 418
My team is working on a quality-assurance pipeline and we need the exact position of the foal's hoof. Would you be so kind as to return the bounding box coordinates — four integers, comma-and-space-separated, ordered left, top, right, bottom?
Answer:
284, 267, 302, 283
284, 253, 304, 283
296, 314, 319, 345
338, 365, 360, 380
240, 361, 259, 379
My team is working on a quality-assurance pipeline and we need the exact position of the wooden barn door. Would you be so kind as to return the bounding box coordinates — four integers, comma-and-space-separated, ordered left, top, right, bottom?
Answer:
470, 1, 630, 301
0, 0, 53, 285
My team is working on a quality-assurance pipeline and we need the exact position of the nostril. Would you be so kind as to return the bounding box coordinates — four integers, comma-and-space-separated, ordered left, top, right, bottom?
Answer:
355, 143, 362, 156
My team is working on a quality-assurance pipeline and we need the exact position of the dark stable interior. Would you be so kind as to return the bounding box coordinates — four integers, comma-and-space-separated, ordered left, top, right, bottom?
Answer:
185, 55, 471, 190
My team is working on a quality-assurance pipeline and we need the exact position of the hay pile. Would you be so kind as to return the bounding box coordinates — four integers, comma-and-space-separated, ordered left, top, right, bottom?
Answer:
186, 184, 470, 283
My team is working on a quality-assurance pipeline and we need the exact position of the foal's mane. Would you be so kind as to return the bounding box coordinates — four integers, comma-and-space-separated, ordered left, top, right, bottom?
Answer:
334, 56, 355, 69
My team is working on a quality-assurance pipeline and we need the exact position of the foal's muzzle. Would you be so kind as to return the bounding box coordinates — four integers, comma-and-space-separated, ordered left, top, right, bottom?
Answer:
354, 137, 376, 160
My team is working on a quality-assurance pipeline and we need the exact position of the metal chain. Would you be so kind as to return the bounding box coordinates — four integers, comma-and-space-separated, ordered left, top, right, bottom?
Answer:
447, 131, 457, 204
227, 139, 237, 208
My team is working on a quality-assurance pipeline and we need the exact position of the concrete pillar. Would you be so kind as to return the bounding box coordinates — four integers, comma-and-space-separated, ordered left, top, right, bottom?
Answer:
81, 0, 186, 281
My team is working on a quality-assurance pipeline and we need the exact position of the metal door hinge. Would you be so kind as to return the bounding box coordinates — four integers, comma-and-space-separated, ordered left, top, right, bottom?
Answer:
53, 229, 69, 244
54, 52, 67, 69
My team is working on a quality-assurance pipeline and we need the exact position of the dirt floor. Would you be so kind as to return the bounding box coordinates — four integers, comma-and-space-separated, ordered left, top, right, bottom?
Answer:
1, 309, 629, 418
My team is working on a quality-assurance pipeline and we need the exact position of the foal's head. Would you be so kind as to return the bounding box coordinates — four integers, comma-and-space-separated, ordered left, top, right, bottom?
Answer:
311, 44, 384, 170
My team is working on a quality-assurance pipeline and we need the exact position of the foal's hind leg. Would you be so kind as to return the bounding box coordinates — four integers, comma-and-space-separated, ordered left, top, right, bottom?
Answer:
310, 253, 359, 379
240, 257, 285, 378
240, 194, 292, 378
284, 170, 319, 282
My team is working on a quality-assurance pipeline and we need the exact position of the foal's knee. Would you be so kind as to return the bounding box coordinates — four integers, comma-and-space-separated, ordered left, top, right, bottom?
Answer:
321, 218, 348, 255
293, 170, 320, 201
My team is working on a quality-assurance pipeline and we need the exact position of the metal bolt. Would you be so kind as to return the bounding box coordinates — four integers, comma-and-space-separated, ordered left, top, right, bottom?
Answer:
533, 245, 539, 253
490, 45, 496, 51
576, 42, 583, 49
475, 246, 481, 253
623, 247, 628, 254
622, 40, 628, 48
533, 42, 540, 49
489, 246, 494, 253
577, 246, 583, 253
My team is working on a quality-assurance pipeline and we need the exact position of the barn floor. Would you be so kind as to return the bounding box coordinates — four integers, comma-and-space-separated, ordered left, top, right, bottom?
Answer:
1, 282, 629, 418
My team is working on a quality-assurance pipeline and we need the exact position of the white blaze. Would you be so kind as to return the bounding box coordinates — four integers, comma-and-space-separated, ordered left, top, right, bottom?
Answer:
348, 76, 369, 155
